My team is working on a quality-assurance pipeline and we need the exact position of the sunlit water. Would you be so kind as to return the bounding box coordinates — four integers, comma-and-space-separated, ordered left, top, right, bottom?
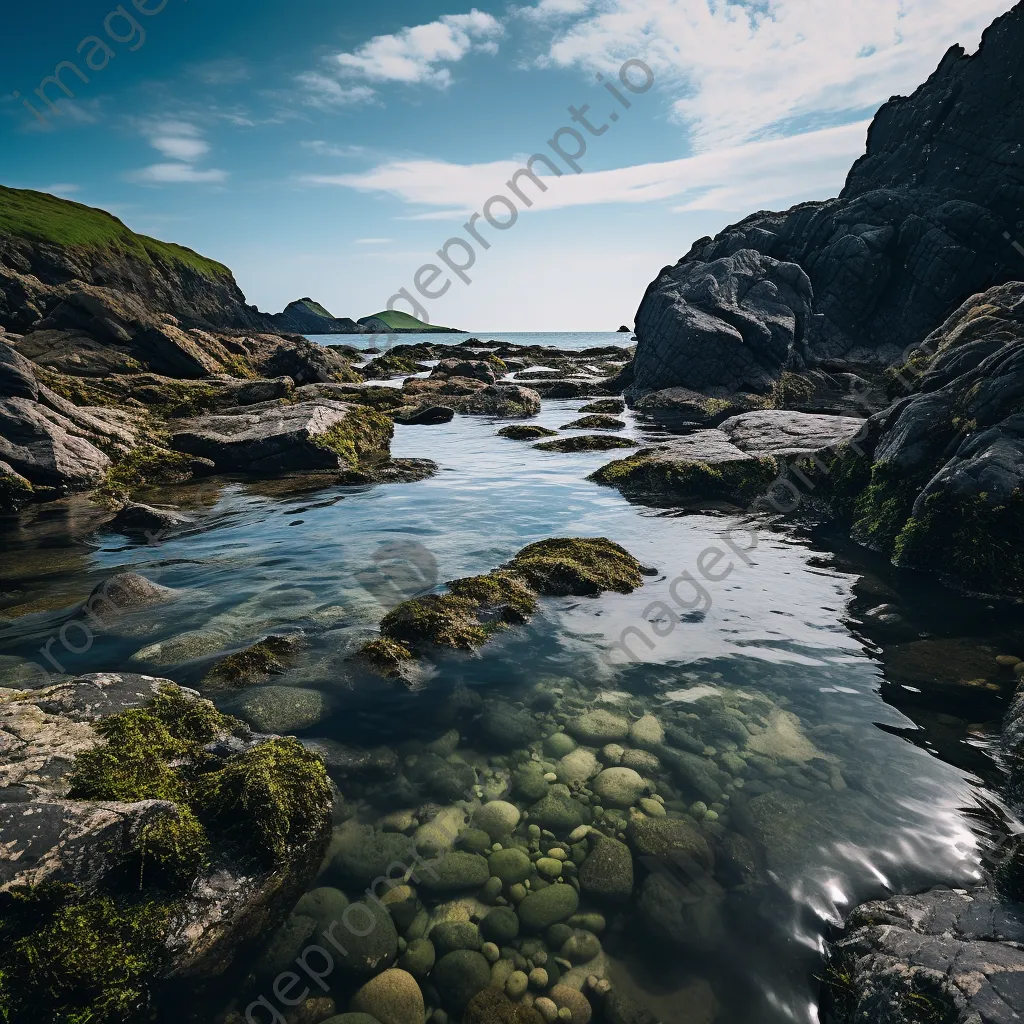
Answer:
0, 393, 1008, 1024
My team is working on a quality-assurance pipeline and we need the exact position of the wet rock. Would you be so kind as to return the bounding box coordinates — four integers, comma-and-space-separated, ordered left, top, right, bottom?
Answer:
543, 732, 577, 758
433, 949, 492, 1015
578, 836, 633, 902
473, 800, 521, 840
513, 764, 550, 803
408, 752, 475, 802
301, 741, 399, 782
568, 710, 630, 744
627, 815, 711, 869
481, 906, 520, 944
479, 703, 540, 751
83, 572, 181, 625
292, 887, 350, 930
556, 748, 600, 786
659, 749, 726, 803
549, 984, 594, 1024
432, 358, 499, 383
431, 920, 482, 954
398, 936, 435, 979
592, 768, 645, 808
637, 872, 725, 952
517, 883, 580, 930
827, 887, 1024, 1024
452, 385, 541, 418
535, 435, 638, 454
489, 848, 532, 885
498, 425, 558, 441
560, 415, 626, 431
629, 714, 664, 749
327, 822, 415, 887
234, 685, 329, 734
620, 749, 660, 775
529, 793, 588, 835
465, 987, 544, 1023
394, 405, 455, 426
110, 502, 194, 536
417, 851, 490, 893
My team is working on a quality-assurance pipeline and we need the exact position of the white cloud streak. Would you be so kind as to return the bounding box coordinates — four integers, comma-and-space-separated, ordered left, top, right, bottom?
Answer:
129, 122, 226, 185
299, 121, 870, 217
533, 0, 1015, 150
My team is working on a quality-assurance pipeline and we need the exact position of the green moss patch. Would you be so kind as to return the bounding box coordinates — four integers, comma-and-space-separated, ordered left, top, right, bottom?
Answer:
769, 372, 814, 408
360, 537, 647, 667
0, 882, 171, 1024
362, 352, 423, 378
506, 537, 647, 596
100, 444, 196, 503
560, 415, 626, 431
536, 435, 638, 453
202, 635, 298, 689
497, 425, 558, 441
850, 464, 920, 552
591, 453, 779, 503
312, 407, 394, 470
0, 466, 33, 512
893, 488, 1024, 594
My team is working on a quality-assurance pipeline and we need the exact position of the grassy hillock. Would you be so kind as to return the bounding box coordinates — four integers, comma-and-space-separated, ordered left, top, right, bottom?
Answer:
358, 309, 460, 332
0, 186, 232, 281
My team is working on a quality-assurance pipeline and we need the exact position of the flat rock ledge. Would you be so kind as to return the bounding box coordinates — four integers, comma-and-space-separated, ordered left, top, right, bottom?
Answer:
826, 887, 1024, 1024
593, 410, 866, 505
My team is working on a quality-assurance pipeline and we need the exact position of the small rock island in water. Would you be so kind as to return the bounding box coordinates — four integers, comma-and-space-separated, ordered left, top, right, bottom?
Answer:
2, 5, 1024, 1024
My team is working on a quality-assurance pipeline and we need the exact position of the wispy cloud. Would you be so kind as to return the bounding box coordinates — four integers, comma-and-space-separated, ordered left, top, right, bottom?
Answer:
528, 0, 1013, 150
331, 10, 503, 87
128, 121, 226, 185
296, 73, 378, 108
354, 237, 393, 244
187, 58, 251, 86
300, 121, 870, 216
42, 183, 81, 197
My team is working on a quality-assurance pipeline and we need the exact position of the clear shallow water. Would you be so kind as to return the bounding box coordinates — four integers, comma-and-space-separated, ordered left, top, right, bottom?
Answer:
306, 330, 634, 352
0, 399, 1008, 1024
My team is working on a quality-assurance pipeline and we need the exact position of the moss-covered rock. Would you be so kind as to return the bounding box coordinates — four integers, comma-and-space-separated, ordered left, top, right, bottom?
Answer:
517, 883, 579, 931
498, 424, 558, 440
560, 415, 626, 430
506, 537, 647, 596
535, 434, 638, 453
312, 406, 394, 470
579, 400, 625, 414
433, 949, 492, 1015
202, 634, 301, 689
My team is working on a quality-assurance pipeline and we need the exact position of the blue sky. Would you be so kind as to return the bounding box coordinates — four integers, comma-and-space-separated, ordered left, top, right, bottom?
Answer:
1, 0, 1014, 330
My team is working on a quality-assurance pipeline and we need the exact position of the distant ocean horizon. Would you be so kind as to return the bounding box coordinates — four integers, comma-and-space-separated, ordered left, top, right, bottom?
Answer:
305, 330, 635, 352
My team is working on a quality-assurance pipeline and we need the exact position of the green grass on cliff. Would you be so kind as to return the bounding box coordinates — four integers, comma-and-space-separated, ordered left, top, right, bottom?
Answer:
0, 186, 232, 281
359, 309, 457, 332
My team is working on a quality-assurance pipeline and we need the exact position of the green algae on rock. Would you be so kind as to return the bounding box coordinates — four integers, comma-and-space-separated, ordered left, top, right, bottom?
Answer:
358, 538, 648, 668
311, 406, 394, 470
560, 415, 626, 431
202, 634, 302, 689
579, 399, 625, 414
535, 434, 639, 453
498, 424, 559, 440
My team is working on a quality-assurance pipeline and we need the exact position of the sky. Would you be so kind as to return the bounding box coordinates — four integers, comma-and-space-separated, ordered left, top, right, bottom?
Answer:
1, 0, 1016, 331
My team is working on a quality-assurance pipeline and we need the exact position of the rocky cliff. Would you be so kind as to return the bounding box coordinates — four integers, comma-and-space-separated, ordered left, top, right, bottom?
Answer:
631, 1, 1024, 395
271, 297, 369, 335
0, 187, 281, 334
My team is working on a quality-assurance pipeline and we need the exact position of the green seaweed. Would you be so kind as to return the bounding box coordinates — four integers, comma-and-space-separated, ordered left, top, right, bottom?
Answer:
893, 488, 1024, 594
312, 407, 394, 469
201, 636, 295, 689
507, 537, 646, 596
850, 464, 919, 552
100, 444, 196, 503
769, 372, 814, 408
560, 415, 626, 430
446, 570, 538, 621
535, 435, 638, 453
578, 400, 625, 414
358, 637, 415, 675
192, 738, 332, 867
379, 593, 491, 650
591, 454, 779, 503
0, 466, 33, 512
0, 882, 170, 1024
133, 805, 210, 891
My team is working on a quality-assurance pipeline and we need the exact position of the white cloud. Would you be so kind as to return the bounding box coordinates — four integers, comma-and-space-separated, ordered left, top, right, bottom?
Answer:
296, 73, 377, 108
354, 237, 393, 244
533, 0, 1015, 150
43, 183, 80, 197
128, 163, 228, 184
332, 10, 503, 86
129, 122, 226, 184
188, 58, 251, 86
299, 121, 869, 216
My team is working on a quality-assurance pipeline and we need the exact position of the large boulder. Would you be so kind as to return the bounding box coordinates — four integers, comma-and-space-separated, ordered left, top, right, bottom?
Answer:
170, 400, 392, 474
629, 5, 1024, 397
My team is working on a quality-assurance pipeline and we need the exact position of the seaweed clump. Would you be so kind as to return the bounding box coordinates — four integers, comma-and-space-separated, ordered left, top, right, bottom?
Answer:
579, 399, 625, 414
536, 435, 638, 453
560, 415, 626, 431
67, 684, 331, 871
202, 635, 299, 689
0, 882, 170, 1024
506, 537, 647, 596
359, 537, 648, 667
101, 443, 196, 503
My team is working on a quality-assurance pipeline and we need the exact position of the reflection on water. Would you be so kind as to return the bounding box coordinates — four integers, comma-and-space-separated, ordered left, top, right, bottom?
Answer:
0, 400, 1015, 1024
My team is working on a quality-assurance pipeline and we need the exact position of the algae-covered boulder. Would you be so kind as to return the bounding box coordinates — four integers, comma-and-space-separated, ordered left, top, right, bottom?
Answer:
489, 847, 532, 885
529, 793, 588, 835
517, 883, 579, 930
578, 836, 633, 902
592, 767, 645, 808
505, 538, 648, 597
433, 949, 492, 1014
568, 709, 630, 744
234, 685, 329, 734
417, 851, 490, 892
498, 424, 558, 441
349, 968, 424, 1024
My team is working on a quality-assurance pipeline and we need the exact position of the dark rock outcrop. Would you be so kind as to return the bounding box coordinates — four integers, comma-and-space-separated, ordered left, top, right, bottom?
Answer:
270, 297, 368, 335
631, 3, 1024, 396
826, 887, 1024, 1024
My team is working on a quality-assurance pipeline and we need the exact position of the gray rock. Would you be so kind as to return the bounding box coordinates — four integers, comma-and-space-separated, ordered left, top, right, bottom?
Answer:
170, 399, 390, 474
718, 410, 866, 458
234, 685, 329, 734
83, 572, 181, 625
110, 502, 194, 536
828, 887, 1024, 1024
578, 836, 633, 902
451, 385, 541, 418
